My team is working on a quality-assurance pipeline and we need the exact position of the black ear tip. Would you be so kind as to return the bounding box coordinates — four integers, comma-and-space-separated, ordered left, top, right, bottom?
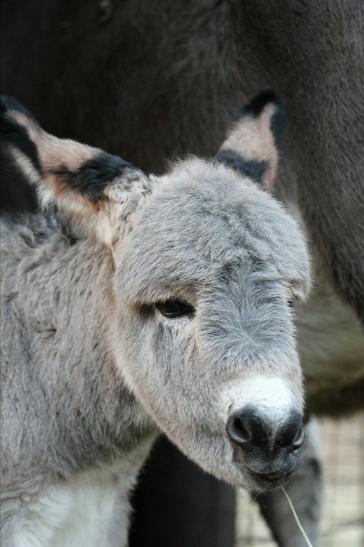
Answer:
0, 96, 11, 115
0, 96, 20, 115
0, 95, 42, 172
239, 91, 285, 151
0, 95, 36, 121
241, 90, 283, 118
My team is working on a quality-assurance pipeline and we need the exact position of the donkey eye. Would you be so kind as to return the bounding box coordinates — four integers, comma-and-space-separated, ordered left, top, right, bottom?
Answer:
155, 300, 195, 318
287, 298, 295, 308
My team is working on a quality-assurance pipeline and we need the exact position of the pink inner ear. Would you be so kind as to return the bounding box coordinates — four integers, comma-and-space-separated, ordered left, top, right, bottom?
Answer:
218, 101, 280, 191
40, 134, 97, 176
2, 97, 150, 248
7, 107, 100, 187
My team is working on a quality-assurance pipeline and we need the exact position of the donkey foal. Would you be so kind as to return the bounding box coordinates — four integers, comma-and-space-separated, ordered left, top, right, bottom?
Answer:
0, 93, 310, 547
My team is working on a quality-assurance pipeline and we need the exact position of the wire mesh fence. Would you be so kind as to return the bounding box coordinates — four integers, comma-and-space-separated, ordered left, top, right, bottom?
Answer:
235, 414, 364, 547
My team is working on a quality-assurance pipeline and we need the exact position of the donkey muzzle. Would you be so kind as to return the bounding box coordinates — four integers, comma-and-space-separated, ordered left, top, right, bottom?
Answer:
226, 406, 304, 486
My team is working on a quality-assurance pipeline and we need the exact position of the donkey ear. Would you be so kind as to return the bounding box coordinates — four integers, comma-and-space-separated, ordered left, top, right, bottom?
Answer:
216, 91, 284, 192
0, 96, 151, 246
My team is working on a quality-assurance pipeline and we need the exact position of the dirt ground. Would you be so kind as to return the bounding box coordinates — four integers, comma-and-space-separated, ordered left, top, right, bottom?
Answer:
235, 414, 364, 547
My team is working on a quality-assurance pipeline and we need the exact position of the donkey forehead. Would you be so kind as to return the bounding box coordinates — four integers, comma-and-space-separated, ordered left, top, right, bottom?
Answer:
116, 161, 309, 301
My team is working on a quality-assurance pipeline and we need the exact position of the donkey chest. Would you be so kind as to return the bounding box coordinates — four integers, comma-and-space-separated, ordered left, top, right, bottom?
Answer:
10, 457, 148, 547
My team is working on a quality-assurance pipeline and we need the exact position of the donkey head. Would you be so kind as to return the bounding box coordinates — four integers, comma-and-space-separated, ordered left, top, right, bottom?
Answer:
0, 92, 310, 491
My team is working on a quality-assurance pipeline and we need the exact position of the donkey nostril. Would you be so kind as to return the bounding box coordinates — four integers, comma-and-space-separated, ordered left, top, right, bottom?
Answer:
227, 407, 305, 456
291, 426, 305, 451
233, 417, 251, 443
226, 413, 252, 447
276, 411, 304, 451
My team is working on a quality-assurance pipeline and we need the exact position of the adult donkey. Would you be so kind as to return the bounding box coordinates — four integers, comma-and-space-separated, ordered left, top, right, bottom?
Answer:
0, 94, 310, 546
1, 1, 363, 546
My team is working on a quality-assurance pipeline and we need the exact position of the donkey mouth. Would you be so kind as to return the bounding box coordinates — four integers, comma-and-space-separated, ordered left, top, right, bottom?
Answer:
248, 467, 295, 490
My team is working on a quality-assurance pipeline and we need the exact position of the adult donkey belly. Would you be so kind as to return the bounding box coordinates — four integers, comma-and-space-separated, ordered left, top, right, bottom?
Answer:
296, 278, 364, 416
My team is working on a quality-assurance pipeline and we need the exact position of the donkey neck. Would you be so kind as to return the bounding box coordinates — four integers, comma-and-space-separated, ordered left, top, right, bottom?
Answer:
2, 213, 154, 476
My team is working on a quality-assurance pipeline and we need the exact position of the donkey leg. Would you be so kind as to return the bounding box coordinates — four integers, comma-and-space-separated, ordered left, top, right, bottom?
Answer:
255, 419, 322, 547
129, 436, 235, 547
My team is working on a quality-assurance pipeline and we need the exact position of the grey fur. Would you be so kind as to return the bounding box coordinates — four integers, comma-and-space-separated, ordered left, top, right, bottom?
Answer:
0, 99, 310, 546
1, 4, 363, 545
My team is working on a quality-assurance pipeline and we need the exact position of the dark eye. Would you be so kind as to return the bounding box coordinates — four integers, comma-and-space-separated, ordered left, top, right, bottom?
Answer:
287, 298, 294, 308
155, 300, 195, 318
